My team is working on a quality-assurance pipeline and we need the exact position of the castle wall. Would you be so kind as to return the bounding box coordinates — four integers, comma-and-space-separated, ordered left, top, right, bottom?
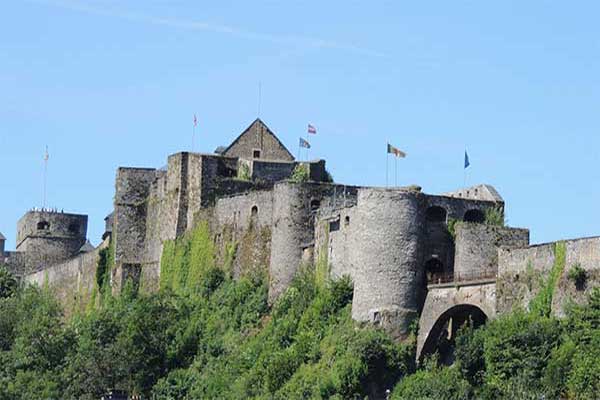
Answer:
349, 188, 427, 338
25, 238, 108, 316
454, 224, 529, 280
268, 182, 355, 302
497, 237, 600, 316
251, 160, 295, 182
112, 167, 156, 292
213, 190, 274, 278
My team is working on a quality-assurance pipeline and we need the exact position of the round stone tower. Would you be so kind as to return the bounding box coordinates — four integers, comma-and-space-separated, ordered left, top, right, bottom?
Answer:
349, 188, 426, 338
16, 210, 88, 272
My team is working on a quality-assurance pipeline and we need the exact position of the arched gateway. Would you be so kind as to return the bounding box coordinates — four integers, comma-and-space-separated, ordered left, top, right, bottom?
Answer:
416, 279, 496, 362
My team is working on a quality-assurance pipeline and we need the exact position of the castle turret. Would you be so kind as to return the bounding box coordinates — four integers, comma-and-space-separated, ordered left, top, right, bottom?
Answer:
349, 188, 427, 338
16, 210, 88, 273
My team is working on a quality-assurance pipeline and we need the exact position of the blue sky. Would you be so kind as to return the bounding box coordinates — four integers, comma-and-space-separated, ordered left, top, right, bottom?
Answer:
1, 0, 599, 249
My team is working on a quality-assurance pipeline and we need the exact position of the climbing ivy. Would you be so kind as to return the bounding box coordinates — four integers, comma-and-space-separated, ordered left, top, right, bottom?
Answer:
159, 221, 217, 295
530, 241, 566, 317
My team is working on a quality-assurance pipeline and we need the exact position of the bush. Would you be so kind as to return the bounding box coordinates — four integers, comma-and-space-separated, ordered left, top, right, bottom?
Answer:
0, 265, 17, 299
391, 365, 472, 400
290, 164, 309, 183
567, 263, 587, 288
484, 206, 504, 226
237, 163, 251, 181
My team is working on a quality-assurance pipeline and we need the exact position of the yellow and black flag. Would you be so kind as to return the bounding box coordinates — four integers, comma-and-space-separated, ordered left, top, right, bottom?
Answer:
387, 143, 406, 158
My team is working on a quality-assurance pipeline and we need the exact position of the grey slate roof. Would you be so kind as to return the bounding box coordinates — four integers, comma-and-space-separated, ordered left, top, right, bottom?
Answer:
79, 240, 95, 253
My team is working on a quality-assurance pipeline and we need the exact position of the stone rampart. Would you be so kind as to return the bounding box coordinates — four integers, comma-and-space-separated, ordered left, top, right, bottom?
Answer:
497, 236, 600, 316
454, 223, 529, 280
25, 238, 108, 315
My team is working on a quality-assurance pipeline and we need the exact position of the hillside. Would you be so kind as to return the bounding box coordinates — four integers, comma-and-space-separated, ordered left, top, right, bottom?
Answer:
0, 225, 598, 399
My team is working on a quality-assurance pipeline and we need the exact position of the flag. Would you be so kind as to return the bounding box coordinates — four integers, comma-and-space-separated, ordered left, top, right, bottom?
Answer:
387, 143, 406, 158
464, 150, 470, 169
307, 124, 317, 134
43, 146, 49, 161
193, 114, 198, 127
299, 137, 311, 149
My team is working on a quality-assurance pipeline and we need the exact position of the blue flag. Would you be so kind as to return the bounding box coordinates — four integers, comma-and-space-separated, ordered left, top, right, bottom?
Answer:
464, 150, 470, 169
299, 137, 311, 149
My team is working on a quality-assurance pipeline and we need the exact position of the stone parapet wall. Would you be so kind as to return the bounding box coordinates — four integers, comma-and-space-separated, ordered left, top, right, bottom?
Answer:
25, 238, 109, 315
454, 224, 529, 280
497, 237, 600, 316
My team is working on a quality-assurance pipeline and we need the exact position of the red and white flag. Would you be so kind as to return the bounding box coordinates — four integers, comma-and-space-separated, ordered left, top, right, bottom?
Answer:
307, 123, 317, 134
193, 114, 198, 127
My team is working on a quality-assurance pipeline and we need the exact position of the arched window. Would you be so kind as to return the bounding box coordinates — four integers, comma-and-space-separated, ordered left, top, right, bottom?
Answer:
251, 205, 258, 217
426, 206, 447, 223
310, 199, 321, 211
344, 215, 350, 226
464, 209, 485, 223
37, 221, 50, 230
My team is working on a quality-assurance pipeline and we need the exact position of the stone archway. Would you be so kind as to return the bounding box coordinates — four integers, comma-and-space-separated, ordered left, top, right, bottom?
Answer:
418, 304, 487, 364
416, 280, 496, 362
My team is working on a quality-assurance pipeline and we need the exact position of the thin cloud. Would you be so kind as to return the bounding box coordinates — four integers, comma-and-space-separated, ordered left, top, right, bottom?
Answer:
24, 0, 389, 58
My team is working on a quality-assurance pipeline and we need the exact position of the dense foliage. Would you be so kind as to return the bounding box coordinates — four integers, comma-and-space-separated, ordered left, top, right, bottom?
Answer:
0, 234, 598, 399
392, 289, 600, 400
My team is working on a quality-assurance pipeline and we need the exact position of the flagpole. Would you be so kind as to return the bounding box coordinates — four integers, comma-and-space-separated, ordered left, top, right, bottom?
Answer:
386, 143, 389, 188
43, 146, 48, 210
395, 155, 397, 187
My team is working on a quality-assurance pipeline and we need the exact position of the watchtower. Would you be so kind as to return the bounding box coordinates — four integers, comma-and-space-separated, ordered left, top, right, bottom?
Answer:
16, 210, 88, 272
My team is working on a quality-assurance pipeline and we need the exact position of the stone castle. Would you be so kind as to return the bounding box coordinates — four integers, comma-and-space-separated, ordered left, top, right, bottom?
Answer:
2, 119, 599, 359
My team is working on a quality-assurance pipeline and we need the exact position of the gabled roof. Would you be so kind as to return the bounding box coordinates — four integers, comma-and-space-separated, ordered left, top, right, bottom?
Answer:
79, 240, 95, 253
222, 118, 295, 160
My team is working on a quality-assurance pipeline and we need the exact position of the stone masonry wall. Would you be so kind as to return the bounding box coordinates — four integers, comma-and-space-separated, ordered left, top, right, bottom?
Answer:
349, 188, 427, 338
25, 238, 109, 316
112, 167, 156, 292
454, 223, 529, 280
497, 237, 600, 316
15, 211, 88, 274
223, 119, 294, 162
213, 190, 274, 278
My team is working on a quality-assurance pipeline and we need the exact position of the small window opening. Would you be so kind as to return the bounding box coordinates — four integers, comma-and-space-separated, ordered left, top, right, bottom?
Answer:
37, 221, 50, 230
310, 199, 321, 211
426, 206, 447, 223
329, 219, 340, 232
253, 149, 261, 159
464, 209, 485, 223
251, 205, 258, 217
68, 223, 79, 234
344, 216, 350, 226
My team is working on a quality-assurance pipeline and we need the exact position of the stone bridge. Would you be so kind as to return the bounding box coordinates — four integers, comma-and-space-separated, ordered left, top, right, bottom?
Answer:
416, 278, 497, 361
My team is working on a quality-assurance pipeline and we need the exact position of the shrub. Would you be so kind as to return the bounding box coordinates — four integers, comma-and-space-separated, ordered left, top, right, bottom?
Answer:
484, 206, 504, 226
238, 163, 251, 181
290, 164, 309, 183
567, 263, 587, 288
391, 365, 472, 400
0, 264, 17, 299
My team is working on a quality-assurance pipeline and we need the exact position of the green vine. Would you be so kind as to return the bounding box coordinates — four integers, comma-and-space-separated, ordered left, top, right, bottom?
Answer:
160, 221, 217, 295
529, 241, 566, 317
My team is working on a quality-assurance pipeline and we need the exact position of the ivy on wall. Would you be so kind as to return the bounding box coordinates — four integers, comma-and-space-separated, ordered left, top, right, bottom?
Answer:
530, 241, 566, 317
160, 221, 217, 295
